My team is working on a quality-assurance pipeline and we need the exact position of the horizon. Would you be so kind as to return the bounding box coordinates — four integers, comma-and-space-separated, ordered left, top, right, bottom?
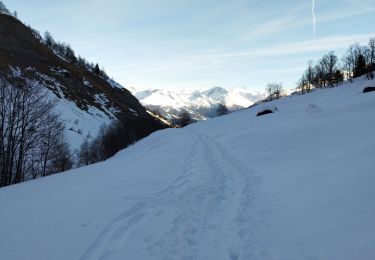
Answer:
6, 0, 375, 91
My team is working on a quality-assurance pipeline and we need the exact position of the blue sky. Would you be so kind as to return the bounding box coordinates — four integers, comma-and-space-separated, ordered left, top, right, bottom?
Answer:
6, 0, 375, 91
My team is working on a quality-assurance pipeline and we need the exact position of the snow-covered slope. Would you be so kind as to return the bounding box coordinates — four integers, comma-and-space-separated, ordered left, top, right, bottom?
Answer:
1, 77, 375, 260
132, 87, 265, 120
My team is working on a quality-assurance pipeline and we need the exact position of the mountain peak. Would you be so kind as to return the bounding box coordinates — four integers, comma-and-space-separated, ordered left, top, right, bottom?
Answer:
202, 86, 228, 96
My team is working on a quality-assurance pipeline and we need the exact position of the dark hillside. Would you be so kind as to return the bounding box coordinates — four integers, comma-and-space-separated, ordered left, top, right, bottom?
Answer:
0, 13, 167, 142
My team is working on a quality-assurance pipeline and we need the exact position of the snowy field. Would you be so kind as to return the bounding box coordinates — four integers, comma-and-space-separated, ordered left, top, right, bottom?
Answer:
0, 78, 374, 260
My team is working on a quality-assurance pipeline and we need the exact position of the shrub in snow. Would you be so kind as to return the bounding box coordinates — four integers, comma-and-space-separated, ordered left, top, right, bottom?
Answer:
363, 86, 375, 93
306, 103, 318, 111
257, 106, 277, 116
257, 109, 273, 116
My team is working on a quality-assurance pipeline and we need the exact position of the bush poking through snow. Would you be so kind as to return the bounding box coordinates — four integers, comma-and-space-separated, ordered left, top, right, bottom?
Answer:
363, 86, 375, 93
306, 103, 318, 112
256, 109, 274, 117
257, 106, 277, 117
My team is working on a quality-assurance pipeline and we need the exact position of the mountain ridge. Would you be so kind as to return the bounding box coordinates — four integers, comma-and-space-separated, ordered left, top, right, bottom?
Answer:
131, 86, 266, 120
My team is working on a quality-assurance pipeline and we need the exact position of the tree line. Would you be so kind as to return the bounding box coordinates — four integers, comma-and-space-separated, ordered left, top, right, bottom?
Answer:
263, 37, 375, 101
77, 119, 136, 166
0, 77, 153, 186
43, 31, 108, 78
77, 115, 162, 166
0, 1, 17, 17
297, 38, 375, 94
1, 1, 108, 79
0, 75, 167, 187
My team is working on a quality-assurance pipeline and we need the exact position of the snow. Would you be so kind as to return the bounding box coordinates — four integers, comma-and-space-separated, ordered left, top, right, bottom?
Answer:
133, 87, 265, 120
83, 78, 93, 88
50, 66, 69, 76
6, 67, 115, 151
0, 77, 374, 260
94, 93, 118, 119
28, 73, 113, 151
147, 110, 171, 126
26, 73, 113, 151
135, 87, 265, 110
55, 98, 112, 151
106, 78, 126, 90
225, 88, 265, 108
52, 49, 70, 63
8, 65, 22, 77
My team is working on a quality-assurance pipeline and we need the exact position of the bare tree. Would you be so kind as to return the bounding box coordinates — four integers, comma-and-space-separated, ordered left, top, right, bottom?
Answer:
0, 78, 71, 187
342, 43, 364, 80
78, 137, 92, 166
320, 51, 338, 86
298, 61, 316, 93
172, 111, 194, 128
369, 38, 375, 68
78, 117, 141, 165
266, 82, 284, 100
364, 38, 375, 79
38, 113, 64, 176
297, 74, 308, 94
50, 138, 73, 173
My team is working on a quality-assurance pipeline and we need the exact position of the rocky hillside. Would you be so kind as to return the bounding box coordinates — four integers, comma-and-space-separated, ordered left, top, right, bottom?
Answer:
0, 12, 166, 150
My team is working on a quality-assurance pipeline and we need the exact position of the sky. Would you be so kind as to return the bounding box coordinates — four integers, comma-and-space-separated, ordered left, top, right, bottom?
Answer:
5, 0, 375, 91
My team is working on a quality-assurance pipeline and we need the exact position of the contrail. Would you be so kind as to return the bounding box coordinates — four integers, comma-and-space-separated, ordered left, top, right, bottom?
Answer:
312, 0, 316, 39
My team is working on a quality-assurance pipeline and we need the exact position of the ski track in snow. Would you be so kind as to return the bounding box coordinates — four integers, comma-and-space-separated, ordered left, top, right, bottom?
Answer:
78, 131, 198, 260
78, 129, 262, 260
2, 78, 374, 260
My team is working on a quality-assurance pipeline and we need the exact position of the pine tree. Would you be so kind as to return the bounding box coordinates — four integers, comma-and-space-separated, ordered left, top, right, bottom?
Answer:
44, 31, 55, 47
94, 63, 100, 75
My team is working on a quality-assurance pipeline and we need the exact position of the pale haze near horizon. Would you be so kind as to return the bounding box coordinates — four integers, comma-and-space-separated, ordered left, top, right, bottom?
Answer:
6, 0, 375, 91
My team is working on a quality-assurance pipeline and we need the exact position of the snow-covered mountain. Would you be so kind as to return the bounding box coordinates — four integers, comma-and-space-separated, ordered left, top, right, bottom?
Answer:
1, 76, 374, 260
131, 86, 266, 120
